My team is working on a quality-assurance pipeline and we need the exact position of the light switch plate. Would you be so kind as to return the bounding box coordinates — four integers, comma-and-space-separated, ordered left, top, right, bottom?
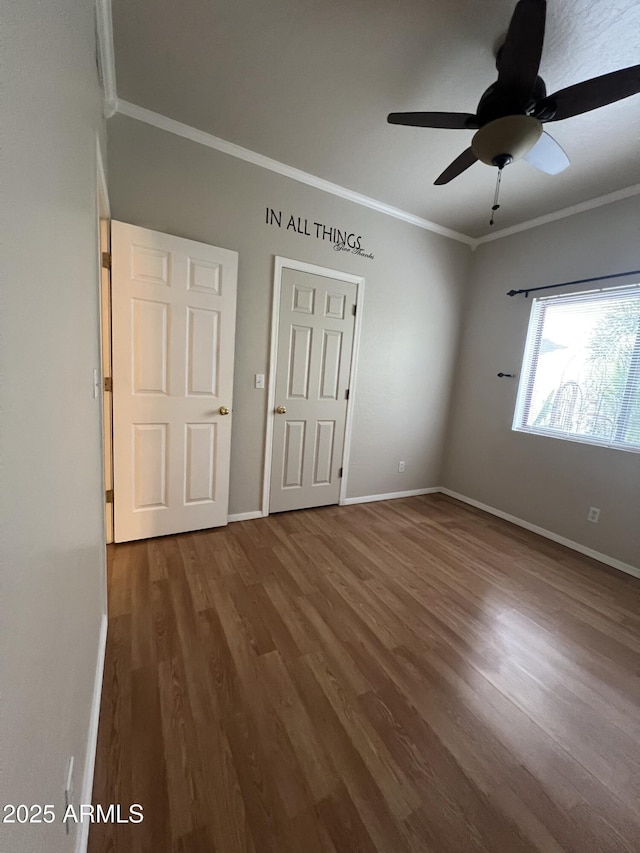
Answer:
255, 374, 265, 389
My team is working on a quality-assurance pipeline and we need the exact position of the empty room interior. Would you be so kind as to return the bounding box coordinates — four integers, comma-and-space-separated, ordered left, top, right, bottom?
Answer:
3, 0, 640, 851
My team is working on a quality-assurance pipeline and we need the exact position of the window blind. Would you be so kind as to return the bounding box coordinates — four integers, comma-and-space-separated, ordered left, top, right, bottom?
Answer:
513, 284, 640, 452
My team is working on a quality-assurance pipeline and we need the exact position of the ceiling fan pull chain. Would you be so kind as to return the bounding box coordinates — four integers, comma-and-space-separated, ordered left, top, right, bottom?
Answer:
489, 166, 503, 226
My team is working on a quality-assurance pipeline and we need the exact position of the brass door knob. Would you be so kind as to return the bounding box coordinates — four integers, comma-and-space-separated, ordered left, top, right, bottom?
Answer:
219, 406, 230, 415
276, 406, 287, 414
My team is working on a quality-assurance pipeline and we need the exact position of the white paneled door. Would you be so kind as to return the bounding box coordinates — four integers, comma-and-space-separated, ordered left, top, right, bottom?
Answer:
111, 221, 238, 542
270, 267, 357, 513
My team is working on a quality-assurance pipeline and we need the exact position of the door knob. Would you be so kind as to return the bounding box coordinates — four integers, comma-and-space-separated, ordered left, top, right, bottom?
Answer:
219, 406, 230, 415
276, 406, 287, 414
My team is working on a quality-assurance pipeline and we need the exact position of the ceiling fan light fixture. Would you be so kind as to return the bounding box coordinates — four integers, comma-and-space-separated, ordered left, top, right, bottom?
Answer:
471, 115, 543, 166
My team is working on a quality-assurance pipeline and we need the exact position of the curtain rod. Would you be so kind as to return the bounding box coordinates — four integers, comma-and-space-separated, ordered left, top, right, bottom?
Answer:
507, 268, 640, 298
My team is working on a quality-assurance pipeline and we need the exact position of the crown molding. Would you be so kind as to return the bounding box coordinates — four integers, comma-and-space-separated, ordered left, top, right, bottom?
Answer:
472, 183, 640, 247
114, 100, 475, 246
95, 0, 117, 118
107, 100, 640, 250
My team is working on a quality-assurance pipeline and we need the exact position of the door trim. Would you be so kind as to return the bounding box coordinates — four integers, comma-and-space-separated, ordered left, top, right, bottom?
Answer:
262, 256, 365, 516
96, 136, 113, 548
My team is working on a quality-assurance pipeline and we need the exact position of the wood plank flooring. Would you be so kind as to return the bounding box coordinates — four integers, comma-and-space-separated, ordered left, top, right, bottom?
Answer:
89, 494, 640, 853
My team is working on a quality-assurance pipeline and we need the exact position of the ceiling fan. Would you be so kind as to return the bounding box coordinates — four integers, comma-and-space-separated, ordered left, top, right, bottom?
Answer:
387, 0, 640, 186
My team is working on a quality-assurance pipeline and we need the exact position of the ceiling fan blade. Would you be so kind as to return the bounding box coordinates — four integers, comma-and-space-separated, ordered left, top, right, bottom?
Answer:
539, 64, 640, 121
387, 112, 479, 130
523, 131, 570, 174
497, 0, 546, 98
434, 148, 478, 185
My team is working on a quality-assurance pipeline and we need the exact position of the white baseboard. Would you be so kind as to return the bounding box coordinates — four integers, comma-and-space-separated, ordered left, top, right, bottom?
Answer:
341, 487, 441, 506
228, 510, 264, 523
440, 488, 640, 580
76, 612, 108, 853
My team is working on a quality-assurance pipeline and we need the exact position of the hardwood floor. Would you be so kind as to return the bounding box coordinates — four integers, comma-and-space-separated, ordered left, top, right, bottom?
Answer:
89, 494, 640, 853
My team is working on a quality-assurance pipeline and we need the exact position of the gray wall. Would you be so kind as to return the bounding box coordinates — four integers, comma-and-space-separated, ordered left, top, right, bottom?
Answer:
443, 195, 640, 569
107, 114, 472, 513
0, 2, 107, 851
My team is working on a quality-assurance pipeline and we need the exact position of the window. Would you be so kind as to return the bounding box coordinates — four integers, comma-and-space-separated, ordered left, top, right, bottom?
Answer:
513, 284, 640, 452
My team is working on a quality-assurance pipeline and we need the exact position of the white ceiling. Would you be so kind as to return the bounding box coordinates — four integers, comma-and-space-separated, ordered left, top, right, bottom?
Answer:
111, 0, 640, 239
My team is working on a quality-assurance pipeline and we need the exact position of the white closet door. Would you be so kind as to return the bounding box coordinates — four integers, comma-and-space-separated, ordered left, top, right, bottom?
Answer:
270, 268, 356, 513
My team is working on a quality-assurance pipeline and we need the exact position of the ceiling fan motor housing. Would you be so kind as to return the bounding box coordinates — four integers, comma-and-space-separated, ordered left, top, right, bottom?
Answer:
471, 115, 543, 166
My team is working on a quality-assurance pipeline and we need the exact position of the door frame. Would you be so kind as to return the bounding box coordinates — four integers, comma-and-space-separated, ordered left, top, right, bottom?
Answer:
262, 256, 365, 516
96, 137, 113, 544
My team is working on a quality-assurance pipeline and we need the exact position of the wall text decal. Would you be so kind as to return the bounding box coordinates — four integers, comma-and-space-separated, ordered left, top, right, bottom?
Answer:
265, 208, 374, 260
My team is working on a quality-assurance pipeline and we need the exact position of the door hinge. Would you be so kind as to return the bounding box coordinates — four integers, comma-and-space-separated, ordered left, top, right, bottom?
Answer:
345, 389, 350, 400
104, 376, 113, 392
105, 489, 114, 504
352, 304, 357, 316
339, 467, 343, 478
101, 251, 112, 270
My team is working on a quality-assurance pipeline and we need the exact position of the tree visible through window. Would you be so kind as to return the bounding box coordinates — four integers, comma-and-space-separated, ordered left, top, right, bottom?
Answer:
513, 285, 640, 451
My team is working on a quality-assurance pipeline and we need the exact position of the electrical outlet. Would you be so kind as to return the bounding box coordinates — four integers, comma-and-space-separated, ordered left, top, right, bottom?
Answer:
587, 506, 600, 523
398, 461, 405, 473
64, 756, 74, 835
